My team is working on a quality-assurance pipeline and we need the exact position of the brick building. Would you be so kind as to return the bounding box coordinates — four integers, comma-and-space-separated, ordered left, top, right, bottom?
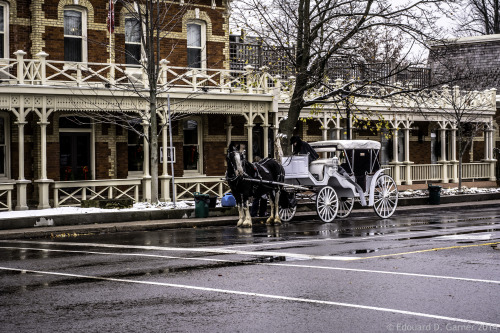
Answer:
0, 0, 497, 211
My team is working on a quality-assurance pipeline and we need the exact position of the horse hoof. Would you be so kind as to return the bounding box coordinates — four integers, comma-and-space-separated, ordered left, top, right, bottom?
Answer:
266, 217, 274, 225
242, 222, 252, 228
237, 220, 244, 227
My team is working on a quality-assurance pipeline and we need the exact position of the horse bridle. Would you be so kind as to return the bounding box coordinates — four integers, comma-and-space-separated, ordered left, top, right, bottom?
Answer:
226, 149, 246, 182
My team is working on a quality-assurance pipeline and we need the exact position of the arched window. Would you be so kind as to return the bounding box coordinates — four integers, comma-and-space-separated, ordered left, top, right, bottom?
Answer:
187, 21, 206, 68
64, 7, 87, 62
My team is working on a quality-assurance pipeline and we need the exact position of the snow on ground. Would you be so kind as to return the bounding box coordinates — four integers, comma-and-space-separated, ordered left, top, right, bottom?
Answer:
1, 187, 499, 219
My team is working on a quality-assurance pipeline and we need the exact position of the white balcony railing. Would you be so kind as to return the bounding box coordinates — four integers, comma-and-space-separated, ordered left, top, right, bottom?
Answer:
1, 51, 277, 95
0, 183, 14, 211
53, 179, 141, 207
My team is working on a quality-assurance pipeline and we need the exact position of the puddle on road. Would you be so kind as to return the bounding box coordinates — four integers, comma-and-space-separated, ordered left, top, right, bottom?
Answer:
351, 249, 379, 254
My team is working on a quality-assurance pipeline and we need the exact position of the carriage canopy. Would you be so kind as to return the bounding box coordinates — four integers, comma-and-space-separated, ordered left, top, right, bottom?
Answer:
309, 140, 381, 151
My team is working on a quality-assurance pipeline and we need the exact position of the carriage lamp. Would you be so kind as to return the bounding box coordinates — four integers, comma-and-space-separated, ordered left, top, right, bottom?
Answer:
332, 155, 339, 172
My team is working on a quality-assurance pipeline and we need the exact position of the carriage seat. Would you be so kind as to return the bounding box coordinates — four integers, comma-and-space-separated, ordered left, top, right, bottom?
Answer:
309, 158, 333, 181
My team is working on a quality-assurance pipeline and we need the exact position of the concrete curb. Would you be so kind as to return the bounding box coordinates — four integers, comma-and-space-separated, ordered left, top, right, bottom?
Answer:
0, 193, 499, 240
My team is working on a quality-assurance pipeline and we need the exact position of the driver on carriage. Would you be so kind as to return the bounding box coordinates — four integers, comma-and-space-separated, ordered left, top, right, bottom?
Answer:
290, 136, 319, 164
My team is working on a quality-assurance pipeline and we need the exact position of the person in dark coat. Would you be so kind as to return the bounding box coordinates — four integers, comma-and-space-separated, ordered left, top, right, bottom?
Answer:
290, 136, 319, 163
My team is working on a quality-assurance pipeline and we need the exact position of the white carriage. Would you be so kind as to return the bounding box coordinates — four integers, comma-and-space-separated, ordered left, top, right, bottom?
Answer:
278, 140, 398, 223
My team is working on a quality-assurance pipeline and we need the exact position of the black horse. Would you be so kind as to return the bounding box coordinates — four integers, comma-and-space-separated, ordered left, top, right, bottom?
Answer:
226, 142, 285, 227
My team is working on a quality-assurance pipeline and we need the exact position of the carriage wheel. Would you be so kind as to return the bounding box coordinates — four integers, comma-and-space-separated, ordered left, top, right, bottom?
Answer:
279, 206, 297, 222
373, 174, 398, 218
279, 192, 297, 222
337, 197, 354, 218
316, 186, 339, 223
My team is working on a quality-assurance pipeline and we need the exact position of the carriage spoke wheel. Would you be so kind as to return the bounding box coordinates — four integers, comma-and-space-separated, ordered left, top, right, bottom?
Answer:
337, 197, 354, 218
316, 186, 339, 223
373, 174, 398, 218
279, 192, 297, 222
279, 206, 297, 222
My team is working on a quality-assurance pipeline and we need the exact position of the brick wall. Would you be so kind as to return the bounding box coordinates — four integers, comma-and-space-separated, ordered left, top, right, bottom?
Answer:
204, 141, 226, 176
95, 142, 111, 179
116, 142, 128, 179
409, 141, 431, 164
28, 0, 229, 68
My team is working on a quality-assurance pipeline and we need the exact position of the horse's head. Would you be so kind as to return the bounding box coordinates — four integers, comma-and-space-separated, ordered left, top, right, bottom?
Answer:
227, 142, 245, 177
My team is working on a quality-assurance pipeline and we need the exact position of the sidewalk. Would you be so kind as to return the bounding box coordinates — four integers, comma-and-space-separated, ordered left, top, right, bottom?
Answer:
0, 192, 499, 240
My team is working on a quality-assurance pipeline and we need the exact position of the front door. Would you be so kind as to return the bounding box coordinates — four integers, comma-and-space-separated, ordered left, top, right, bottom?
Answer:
60, 132, 91, 181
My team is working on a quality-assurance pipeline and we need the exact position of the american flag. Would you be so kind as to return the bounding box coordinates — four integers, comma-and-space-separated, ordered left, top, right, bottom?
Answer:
107, 0, 115, 33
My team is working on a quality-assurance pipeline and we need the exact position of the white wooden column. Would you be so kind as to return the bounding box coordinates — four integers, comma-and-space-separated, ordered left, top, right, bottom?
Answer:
13, 102, 31, 210
33, 102, 54, 209
159, 114, 171, 202
450, 126, 459, 183
263, 124, 270, 158
142, 120, 151, 202
334, 112, 341, 140
439, 126, 449, 183
389, 123, 401, 185
403, 122, 413, 185
483, 123, 496, 181
263, 108, 270, 157
246, 124, 254, 162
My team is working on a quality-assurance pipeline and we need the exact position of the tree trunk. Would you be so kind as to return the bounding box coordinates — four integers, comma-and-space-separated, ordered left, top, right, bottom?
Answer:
150, 89, 159, 203
279, 74, 308, 155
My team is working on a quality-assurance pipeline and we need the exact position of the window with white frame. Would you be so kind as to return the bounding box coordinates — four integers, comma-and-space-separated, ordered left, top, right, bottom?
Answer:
0, 112, 9, 178
125, 17, 141, 65
0, 3, 8, 59
64, 8, 87, 62
187, 21, 206, 68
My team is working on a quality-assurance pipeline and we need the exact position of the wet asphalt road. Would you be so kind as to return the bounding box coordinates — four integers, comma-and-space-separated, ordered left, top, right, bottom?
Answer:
1, 206, 500, 333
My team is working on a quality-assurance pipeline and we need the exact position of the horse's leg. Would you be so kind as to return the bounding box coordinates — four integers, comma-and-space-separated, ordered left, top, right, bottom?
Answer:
273, 190, 282, 225
236, 202, 245, 227
241, 200, 253, 227
266, 191, 275, 225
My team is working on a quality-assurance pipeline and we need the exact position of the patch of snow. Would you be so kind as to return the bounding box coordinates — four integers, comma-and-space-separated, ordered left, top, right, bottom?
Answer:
0, 200, 212, 220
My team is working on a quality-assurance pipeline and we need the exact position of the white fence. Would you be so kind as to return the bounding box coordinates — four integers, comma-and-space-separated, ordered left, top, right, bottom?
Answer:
383, 163, 491, 183
174, 176, 231, 201
53, 179, 141, 207
0, 183, 14, 211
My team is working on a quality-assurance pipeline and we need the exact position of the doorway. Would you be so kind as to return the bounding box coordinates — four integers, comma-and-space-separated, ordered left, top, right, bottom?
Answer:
60, 133, 91, 181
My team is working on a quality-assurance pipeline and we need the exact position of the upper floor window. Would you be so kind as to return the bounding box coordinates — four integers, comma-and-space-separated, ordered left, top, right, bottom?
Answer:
187, 21, 206, 68
64, 8, 87, 62
125, 17, 141, 65
0, 3, 9, 58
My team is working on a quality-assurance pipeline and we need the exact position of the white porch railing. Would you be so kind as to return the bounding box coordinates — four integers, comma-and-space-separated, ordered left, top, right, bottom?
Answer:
462, 163, 490, 180
174, 176, 231, 201
53, 179, 141, 207
1, 52, 276, 94
0, 183, 14, 211
411, 164, 443, 182
383, 163, 491, 184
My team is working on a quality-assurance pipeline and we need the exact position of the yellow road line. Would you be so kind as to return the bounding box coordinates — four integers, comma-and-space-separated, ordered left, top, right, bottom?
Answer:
352, 242, 500, 260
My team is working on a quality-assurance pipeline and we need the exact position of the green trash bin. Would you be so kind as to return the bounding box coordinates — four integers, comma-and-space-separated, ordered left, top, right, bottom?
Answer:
193, 192, 210, 218
428, 184, 442, 205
